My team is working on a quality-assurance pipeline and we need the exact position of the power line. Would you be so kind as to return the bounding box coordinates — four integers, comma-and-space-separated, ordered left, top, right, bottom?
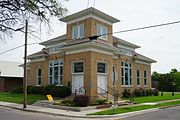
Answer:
101, 20, 180, 36
0, 42, 39, 55
1, 20, 180, 55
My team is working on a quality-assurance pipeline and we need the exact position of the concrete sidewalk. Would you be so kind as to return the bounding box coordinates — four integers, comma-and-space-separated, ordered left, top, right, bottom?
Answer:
0, 99, 179, 119
0, 101, 104, 118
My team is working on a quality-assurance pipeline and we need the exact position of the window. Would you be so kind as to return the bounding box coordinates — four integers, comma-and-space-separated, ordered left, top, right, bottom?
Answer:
97, 23, 108, 40
122, 49, 133, 56
49, 60, 63, 85
36, 68, 42, 86
121, 62, 132, 85
97, 63, 107, 73
72, 24, 84, 39
49, 46, 60, 54
73, 62, 84, 73
136, 70, 140, 85
144, 70, 147, 85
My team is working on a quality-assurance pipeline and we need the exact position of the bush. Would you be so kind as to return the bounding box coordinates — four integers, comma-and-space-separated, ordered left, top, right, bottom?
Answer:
89, 99, 107, 106
44, 84, 71, 98
73, 95, 89, 107
122, 89, 131, 98
11, 86, 23, 94
61, 99, 73, 106
151, 88, 159, 96
31, 86, 45, 94
134, 88, 141, 97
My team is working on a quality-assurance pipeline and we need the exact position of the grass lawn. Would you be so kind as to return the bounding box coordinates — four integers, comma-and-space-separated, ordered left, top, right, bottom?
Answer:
123, 92, 180, 104
89, 100, 180, 115
0, 92, 46, 104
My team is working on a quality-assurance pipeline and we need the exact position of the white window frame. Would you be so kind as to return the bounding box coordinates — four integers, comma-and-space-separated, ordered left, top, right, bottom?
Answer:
48, 60, 63, 85
121, 62, 132, 86
72, 24, 84, 39
36, 67, 42, 86
136, 69, 140, 86
96, 23, 108, 40
144, 70, 147, 86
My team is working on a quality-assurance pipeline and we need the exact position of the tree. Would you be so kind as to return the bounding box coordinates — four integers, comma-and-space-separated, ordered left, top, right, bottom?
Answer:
151, 71, 161, 88
170, 68, 178, 73
0, 0, 68, 41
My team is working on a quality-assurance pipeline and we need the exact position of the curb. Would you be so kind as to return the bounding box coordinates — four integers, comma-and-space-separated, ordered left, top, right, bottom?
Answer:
0, 103, 160, 119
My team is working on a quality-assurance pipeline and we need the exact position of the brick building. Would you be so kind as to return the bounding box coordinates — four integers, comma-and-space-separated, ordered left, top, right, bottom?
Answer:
27, 8, 156, 98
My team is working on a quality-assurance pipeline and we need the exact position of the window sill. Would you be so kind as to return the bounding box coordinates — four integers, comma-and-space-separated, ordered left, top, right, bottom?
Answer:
121, 85, 133, 87
144, 85, 148, 87
72, 73, 84, 75
36, 85, 42, 86
137, 85, 141, 87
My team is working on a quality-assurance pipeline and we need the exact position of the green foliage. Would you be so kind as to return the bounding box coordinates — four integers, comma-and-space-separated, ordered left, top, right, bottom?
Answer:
133, 88, 159, 97
11, 86, 23, 94
11, 84, 71, 98
44, 84, 71, 98
122, 89, 131, 98
89, 99, 108, 106
31, 86, 45, 94
73, 95, 89, 107
61, 99, 74, 106
152, 69, 180, 92
0, 92, 46, 104
89, 100, 180, 115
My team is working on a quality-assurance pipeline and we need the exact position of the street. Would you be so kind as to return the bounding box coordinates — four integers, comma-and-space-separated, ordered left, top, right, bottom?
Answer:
118, 106, 180, 120
0, 106, 180, 120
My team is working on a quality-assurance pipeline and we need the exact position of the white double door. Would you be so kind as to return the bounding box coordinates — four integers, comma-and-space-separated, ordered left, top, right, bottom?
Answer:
72, 74, 84, 94
97, 73, 107, 94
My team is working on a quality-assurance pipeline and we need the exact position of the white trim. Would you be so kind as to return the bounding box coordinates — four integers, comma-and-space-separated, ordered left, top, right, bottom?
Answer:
117, 45, 135, 51
71, 60, 84, 74
46, 42, 66, 48
135, 60, 151, 65
121, 85, 133, 87
67, 14, 113, 25
66, 47, 113, 55
36, 67, 42, 86
31, 58, 45, 62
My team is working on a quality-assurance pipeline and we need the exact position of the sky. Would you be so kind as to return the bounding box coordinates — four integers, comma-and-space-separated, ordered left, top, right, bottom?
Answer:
0, 0, 180, 73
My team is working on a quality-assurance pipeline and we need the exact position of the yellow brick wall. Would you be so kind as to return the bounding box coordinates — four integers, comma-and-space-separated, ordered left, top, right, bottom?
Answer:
28, 51, 152, 97
66, 18, 113, 45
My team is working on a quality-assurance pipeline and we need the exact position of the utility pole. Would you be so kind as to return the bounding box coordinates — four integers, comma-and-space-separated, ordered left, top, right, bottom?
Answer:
23, 20, 28, 108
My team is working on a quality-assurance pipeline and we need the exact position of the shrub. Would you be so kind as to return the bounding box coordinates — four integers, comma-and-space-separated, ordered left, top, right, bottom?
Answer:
11, 86, 23, 94
122, 89, 131, 98
89, 99, 107, 106
61, 99, 73, 106
31, 86, 45, 94
151, 88, 159, 96
44, 84, 71, 98
73, 95, 89, 107
134, 88, 141, 97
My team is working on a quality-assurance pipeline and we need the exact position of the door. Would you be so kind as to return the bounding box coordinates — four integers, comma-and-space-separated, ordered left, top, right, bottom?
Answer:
72, 74, 84, 94
97, 74, 107, 94
72, 61, 84, 94
97, 63, 107, 94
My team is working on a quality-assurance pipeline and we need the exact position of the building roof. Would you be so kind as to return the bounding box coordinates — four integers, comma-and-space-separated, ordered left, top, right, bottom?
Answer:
135, 53, 157, 63
27, 49, 48, 59
0, 61, 23, 77
60, 7, 120, 23
113, 36, 140, 49
40, 34, 66, 46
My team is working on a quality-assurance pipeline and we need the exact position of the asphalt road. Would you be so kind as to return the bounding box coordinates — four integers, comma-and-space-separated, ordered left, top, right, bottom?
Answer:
0, 106, 179, 120
118, 106, 180, 120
